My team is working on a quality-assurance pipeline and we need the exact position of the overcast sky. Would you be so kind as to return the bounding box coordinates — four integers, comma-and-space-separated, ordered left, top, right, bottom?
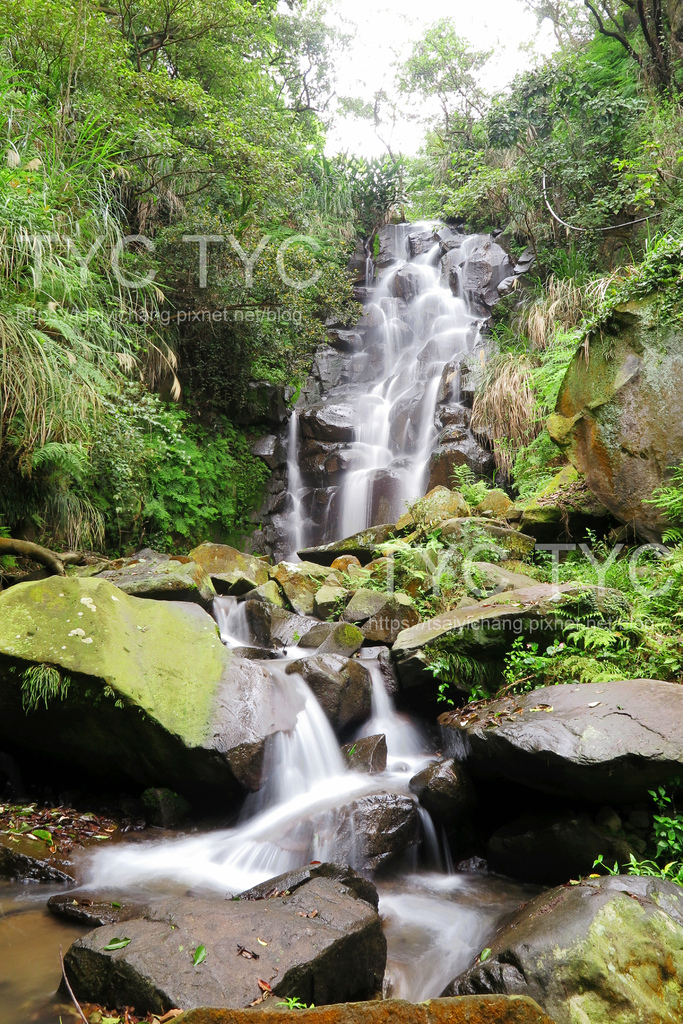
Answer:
324, 0, 556, 156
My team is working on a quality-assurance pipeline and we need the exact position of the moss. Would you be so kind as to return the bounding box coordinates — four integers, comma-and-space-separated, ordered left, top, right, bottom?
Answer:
0, 576, 228, 748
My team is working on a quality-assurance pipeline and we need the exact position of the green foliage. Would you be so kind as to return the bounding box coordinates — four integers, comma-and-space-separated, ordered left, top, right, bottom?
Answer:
595, 785, 683, 885
277, 998, 315, 1011
20, 663, 70, 712
451, 466, 490, 506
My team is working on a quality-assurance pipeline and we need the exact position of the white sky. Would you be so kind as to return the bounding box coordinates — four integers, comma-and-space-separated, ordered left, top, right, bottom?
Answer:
324, 0, 556, 156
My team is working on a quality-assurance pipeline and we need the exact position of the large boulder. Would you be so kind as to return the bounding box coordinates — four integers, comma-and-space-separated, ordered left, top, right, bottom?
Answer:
177, 995, 554, 1024
299, 525, 396, 566
548, 305, 683, 540
285, 654, 372, 731
440, 678, 683, 803
188, 542, 269, 596
0, 577, 303, 800
428, 434, 494, 489
300, 404, 356, 443
392, 583, 627, 691
409, 759, 475, 823
64, 873, 386, 1013
342, 734, 387, 774
447, 875, 683, 1024
443, 237, 515, 309
408, 486, 471, 528
94, 549, 215, 607
331, 794, 420, 870
517, 465, 613, 541
486, 812, 638, 885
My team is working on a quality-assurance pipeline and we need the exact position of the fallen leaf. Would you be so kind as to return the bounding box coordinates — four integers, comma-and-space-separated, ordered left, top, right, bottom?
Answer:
258, 980, 273, 993
257, 938, 268, 946
103, 937, 131, 951
193, 944, 207, 966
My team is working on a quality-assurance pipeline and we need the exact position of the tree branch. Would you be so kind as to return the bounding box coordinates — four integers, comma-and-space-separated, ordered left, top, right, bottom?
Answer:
0, 539, 85, 577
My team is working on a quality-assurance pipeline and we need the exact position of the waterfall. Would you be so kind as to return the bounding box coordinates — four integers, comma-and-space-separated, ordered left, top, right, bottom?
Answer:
286, 222, 489, 551
86, 664, 429, 895
286, 409, 305, 557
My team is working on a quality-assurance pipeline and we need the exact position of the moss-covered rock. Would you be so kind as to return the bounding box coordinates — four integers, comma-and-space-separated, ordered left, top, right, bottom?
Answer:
410, 486, 471, 527
95, 549, 216, 607
188, 542, 269, 595
0, 577, 303, 802
448, 875, 683, 1024
298, 525, 397, 567
439, 518, 536, 559
548, 305, 683, 540
269, 561, 333, 615
314, 584, 348, 619
517, 465, 612, 541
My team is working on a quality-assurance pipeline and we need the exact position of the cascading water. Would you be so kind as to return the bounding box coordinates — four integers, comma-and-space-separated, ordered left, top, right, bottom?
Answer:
286, 222, 496, 551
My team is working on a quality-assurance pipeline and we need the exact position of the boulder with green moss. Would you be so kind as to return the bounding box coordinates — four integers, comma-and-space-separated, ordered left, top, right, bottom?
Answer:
95, 549, 216, 608
188, 542, 269, 595
269, 561, 335, 615
439, 519, 536, 559
410, 486, 471, 528
0, 577, 303, 802
447, 875, 683, 1024
517, 465, 612, 541
548, 305, 683, 540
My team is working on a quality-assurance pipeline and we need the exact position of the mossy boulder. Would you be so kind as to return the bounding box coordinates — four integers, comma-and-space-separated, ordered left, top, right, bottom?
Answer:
475, 489, 514, 518
439, 519, 535, 559
0, 577, 303, 802
517, 465, 612, 541
188, 542, 269, 595
447, 875, 683, 1024
548, 305, 683, 540
316, 622, 365, 657
270, 560, 333, 615
361, 593, 420, 644
314, 584, 348, 619
410, 486, 471, 527
95, 549, 216, 607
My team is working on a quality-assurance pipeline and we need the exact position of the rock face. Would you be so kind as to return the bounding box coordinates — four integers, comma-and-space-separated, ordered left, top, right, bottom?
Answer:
188, 542, 269, 596
95, 549, 216, 607
332, 794, 420, 870
442, 236, 515, 310
342, 734, 387, 774
177, 996, 555, 1024
0, 832, 74, 883
392, 583, 627, 691
286, 655, 372, 732
270, 561, 333, 616
64, 873, 386, 1013
486, 812, 638, 885
517, 465, 612, 541
409, 759, 475, 823
440, 679, 683, 803
447, 875, 683, 1024
548, 306, 683, 540
299, 525, 396, 566
0, 577, 303, 800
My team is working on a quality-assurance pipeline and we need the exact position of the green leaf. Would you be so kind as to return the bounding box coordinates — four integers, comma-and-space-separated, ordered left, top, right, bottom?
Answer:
480, 947, 492, 962
103, 937, 131, 951
193, 944, 207, 966
32, 828, 53, 843
111, 901, 122, 909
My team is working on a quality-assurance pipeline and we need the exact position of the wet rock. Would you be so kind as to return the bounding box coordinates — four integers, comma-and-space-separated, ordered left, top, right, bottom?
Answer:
409, 759, 475, 822
487, 812, 638, 885
242, 580, 287, 607
270, 561, 332, 616
298, 524, 396, 566
548, 305, 683, 540
446, 875, 683, 1024
428, 437, 494, 488
408, 228, 440, 257
313, 585, 348, 619
0, 577, 303, 801
313, 347, 346, 390
517, 464, 613, 541
342, 734, 387, 774
299, 622, 336, 648
440, 679, 683, 803
63, 874, 387, 1013
300, 403, 356, 443
0, 832, 75, 883
362, 593, 420, 644
188, 542, 269, 596
48, 893, 143, 927
141, 788, 191, 829
95, 549, 216, 608
176, 995, 555, 1024
285, 654, 372, 731
445, 237, 516, 308
250, 434, 287, 470
391, 265, 427, 302
244, 601, 321, 649
376, 224, 409, 267
238, 861, 379, 909
327, 329, 365, 353
315, 622, 365, 657
332, 794, 420, 870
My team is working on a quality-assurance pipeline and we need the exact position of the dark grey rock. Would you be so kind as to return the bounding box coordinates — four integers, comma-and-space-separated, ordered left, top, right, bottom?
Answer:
285, 654, 372, 731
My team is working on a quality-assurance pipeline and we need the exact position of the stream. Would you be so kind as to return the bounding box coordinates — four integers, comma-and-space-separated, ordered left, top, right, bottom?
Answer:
1, 224, 533, 1023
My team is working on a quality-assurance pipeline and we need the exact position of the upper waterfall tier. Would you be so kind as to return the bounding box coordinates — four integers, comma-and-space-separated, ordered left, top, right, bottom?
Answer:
284, 223, 519, 555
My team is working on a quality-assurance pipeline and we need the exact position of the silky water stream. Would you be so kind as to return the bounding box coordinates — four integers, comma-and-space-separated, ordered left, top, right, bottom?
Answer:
3, 225, 531, 1022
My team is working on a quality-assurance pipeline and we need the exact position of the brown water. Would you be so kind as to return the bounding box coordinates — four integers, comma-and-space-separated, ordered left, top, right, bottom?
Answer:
0, 883, 88, 1024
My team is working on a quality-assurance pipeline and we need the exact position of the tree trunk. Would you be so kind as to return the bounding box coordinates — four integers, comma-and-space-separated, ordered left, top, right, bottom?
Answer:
0, 538, 85, 577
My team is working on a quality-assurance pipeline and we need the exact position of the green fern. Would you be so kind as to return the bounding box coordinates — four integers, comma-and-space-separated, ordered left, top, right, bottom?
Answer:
20, 663, 70, 712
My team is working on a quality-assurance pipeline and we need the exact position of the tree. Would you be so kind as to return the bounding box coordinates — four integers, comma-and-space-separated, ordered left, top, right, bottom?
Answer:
397, 20, 491, 143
